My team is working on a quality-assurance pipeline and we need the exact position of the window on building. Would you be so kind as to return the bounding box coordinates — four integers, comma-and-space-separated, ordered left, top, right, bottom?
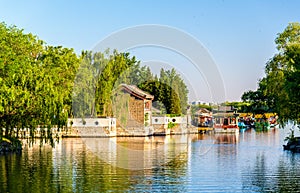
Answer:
145, 101, 150, 109
223, 118, 229, 125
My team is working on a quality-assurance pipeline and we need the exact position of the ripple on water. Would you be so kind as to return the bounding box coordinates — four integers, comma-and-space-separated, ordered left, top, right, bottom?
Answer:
1, 129, 300, 192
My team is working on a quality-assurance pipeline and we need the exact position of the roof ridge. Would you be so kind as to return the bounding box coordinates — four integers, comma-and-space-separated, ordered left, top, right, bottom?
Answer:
120, 84, 154, 100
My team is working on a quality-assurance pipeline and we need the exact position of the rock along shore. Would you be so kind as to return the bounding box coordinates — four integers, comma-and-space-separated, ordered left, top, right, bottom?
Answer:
0, 138, 22, 154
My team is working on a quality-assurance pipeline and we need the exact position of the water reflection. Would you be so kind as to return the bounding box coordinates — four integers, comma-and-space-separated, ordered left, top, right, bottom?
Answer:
1, 129, 300, 192
240, 129, 300, 192
0, 136, 190, 192
242, 152, 300, 192
275, 154, 300, 192
214, 133, 239, 144
54, 136, 191, 192
81, 135, 190, 170
244, 153, 271, 192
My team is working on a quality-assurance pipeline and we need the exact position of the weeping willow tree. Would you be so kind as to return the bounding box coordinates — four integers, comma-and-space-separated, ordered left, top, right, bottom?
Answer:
95, 51, 139, 116
0, 22, 79, 145
72, 50, 140, 118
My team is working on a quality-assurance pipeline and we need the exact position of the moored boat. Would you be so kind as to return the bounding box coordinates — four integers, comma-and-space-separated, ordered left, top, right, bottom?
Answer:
238, 121, 248, 132
213, 112, 239, 134
192, 108, 213, 133
269, 116, 278, 128
238, 118, 247, 127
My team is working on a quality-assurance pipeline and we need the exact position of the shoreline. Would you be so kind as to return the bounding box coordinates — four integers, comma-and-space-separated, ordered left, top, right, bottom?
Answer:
0, 137, 22, 154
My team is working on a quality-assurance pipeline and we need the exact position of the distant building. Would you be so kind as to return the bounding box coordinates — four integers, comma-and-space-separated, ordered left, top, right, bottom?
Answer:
191, 100, 210, 106
213, 105, 237, 113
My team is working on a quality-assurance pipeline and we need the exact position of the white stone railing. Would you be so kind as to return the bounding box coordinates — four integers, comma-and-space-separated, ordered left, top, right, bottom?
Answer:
68, 118, 116, 129
152, 116, 188, 125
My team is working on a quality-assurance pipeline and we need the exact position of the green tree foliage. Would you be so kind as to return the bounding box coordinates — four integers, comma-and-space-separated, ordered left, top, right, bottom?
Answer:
0, 22, 79, 140
95, 51, 138, 116
241, 22, 300, 122
162, 68, 188, 114
40, 46, 80, 126
0, 22, 43, 137
138, 68, 188, 115
72, 51, 189, 118
72, 51, 100, 117
241, 86, 270, 115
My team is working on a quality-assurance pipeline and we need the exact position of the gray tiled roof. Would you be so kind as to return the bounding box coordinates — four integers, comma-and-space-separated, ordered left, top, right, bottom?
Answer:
120, 84, 154, 100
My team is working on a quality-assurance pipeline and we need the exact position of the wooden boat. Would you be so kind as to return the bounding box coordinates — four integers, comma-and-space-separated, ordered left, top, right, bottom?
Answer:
193, 108, 213, 133
194, 115, 213, 127
213, 113, 239, 134
238, 117, 254, 132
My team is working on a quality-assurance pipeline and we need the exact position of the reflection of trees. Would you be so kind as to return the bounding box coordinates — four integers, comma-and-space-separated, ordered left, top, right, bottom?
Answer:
0, 139, 133, 192
275, 156, 300, 192
162, 152, 188, 176
123, 135, 189, 192
142, 152, 187, 192
0, 143, 57, 193
54, 139, 133, 192
0, 137, 189, 192
242, 153, 300, 192
243, 153, 272, 192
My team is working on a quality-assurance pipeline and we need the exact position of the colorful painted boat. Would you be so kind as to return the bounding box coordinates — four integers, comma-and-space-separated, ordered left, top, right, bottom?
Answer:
213, 113, 239, 134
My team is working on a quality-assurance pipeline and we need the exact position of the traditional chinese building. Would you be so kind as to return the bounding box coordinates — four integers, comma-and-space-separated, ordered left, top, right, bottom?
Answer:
116, 84, 154, 136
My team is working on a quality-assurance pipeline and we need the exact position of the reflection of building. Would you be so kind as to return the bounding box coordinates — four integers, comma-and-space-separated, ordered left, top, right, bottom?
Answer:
214, 134, 239, 144
81, 135, 189, 170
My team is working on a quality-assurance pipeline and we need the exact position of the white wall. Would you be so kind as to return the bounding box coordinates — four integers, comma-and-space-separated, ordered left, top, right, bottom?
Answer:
168, 117, 182, 124
68, 118, 116, 128
152, 116, 168, 125
152, 116, 188, 124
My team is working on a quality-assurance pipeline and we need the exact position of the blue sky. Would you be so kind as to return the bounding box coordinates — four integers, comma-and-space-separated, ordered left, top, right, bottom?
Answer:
1, 0, 300, 102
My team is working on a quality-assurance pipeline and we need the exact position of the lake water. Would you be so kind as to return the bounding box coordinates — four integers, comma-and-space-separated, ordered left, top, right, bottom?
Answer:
1, 127, 300, 192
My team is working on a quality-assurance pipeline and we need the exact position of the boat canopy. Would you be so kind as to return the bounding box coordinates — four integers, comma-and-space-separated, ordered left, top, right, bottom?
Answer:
213, 113, 239, 118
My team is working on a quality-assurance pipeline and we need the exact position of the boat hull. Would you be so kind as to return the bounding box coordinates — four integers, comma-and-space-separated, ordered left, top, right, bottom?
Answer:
214, 126, 239, 134
198, 127, 214, 134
